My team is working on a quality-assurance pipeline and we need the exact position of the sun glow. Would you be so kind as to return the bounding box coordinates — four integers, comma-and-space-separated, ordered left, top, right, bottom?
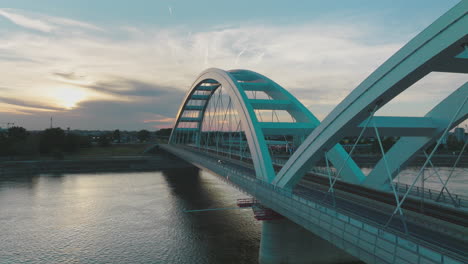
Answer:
52, 87, 87, 109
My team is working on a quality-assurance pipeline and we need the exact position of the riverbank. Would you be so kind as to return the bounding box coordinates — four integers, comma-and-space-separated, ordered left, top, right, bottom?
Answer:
0, 149, 193, 176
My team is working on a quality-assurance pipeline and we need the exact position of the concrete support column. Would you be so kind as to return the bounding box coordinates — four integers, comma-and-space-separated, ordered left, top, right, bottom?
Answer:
259, 218, 357, 264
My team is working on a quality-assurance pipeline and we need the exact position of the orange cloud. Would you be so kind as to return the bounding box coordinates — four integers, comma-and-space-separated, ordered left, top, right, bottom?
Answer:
143, 117, 175, 123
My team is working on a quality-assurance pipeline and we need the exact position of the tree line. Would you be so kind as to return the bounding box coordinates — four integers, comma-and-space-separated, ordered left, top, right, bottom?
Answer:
0, 127, 88, 157
340, 135, 466, 154
0, 126, 163, 158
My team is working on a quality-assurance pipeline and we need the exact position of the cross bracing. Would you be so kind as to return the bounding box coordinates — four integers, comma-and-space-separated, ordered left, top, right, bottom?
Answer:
170, 0, 467, 198
170, 68, 365, 184
273, 0, 468, 190
166, 3, 467, 263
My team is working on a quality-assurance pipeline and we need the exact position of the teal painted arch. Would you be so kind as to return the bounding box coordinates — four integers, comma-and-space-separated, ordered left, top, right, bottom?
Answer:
273, 1, 468, 189
170, 68, 277, 182
237, 69, 366, 186
170, 68, 366, 185
363, 83, 467, 190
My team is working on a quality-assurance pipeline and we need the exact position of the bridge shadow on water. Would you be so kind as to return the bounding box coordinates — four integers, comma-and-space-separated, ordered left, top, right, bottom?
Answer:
160, 168, 365, 264
161, 167, 261, 264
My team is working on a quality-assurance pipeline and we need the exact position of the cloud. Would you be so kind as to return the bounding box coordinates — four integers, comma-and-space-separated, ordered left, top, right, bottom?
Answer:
81, 78, 175, 98
0, 8, 102, 33
0, 53, 39, 63
0, 8, 53, 32
44, 16, 102, 31
0, 96, 183, 130
144, 117, 175, 124
53, 72, 84, 81
0, 96, 66, 111
0, 8, 463, 130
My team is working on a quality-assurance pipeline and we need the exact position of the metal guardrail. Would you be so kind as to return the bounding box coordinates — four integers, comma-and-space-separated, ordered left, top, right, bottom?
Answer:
308, 167, 467, 209
162, 145, 466, 263
189, 145, 467, 209
393, 183, 467, 208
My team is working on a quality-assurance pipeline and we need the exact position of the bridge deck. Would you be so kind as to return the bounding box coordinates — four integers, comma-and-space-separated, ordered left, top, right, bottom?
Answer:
161, 144, 467, 263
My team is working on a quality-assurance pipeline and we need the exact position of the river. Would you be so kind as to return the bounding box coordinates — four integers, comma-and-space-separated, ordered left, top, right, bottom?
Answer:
0, 168, 261, 264
1, 166, 466, 264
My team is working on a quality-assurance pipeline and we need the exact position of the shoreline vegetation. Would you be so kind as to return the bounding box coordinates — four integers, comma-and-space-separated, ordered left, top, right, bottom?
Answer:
0, 126, 173, 160
0, 126, 188, 175
0, 141, 194, 175
1, 126, 465, 174
0, 143, 156, 162
0, 155, 193, 176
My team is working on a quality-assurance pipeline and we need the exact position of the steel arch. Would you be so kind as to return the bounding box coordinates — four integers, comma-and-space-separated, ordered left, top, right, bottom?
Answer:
363, 83, 467, 190
170, 68, 365, 183
273, 1, 468, 189
170, 68, 274, 181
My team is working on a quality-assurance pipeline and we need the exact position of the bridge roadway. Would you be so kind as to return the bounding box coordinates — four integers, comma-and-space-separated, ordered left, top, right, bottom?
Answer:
160, 144, 467, 264
193, 145, 468, 248
174, 144, 467, 224
184, 144, 468, 209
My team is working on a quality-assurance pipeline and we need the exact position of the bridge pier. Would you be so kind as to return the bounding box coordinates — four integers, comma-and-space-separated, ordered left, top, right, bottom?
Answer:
259, 218, 358, 264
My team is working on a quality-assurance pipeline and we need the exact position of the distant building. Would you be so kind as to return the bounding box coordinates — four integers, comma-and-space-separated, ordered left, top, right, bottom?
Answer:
454, 127, 465, 142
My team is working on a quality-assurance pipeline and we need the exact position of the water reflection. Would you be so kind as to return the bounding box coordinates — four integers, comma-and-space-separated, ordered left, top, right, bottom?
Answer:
0, 173, 41, 189
162, 168, 260, 263
0, 170, 260, 264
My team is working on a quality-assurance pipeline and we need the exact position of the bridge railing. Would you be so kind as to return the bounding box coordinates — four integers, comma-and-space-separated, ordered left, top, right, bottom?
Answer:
226, 167, 465, 262
304, 165, 467, 209
163, 144, 466, 262
393, 182, 467, 208
188, 149, 465, 262
181, 144, 467, 208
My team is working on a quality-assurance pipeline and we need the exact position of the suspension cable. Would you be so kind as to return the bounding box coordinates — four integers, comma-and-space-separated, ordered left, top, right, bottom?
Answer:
374, 121, 408, 233
388, 95, 467, 220
327, 105, 379, 193
423, 151, 458, 206
435, 138, 467, 205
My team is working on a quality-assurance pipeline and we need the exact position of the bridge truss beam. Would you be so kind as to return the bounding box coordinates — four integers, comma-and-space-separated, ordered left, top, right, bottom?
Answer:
273, 1, 468, 189
170, 69, 365, 184
364, 83, 467, 190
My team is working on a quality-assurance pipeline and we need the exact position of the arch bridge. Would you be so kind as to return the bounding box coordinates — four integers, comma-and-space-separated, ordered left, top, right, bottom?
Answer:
161, 2, 467, 264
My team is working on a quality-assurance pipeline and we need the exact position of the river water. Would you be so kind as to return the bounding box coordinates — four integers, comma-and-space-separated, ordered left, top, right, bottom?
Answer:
1, 166, 466, 264
361, 167, 468, 196
0, 168, 261, 264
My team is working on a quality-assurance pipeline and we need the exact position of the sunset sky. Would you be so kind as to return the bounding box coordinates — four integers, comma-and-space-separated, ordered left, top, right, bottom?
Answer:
0, 0, 466, 130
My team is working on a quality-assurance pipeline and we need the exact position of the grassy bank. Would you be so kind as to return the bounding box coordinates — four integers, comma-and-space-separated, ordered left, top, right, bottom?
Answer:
0, 143, 157, 162
69, 143, 151, 158
0, 144, 195, 175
